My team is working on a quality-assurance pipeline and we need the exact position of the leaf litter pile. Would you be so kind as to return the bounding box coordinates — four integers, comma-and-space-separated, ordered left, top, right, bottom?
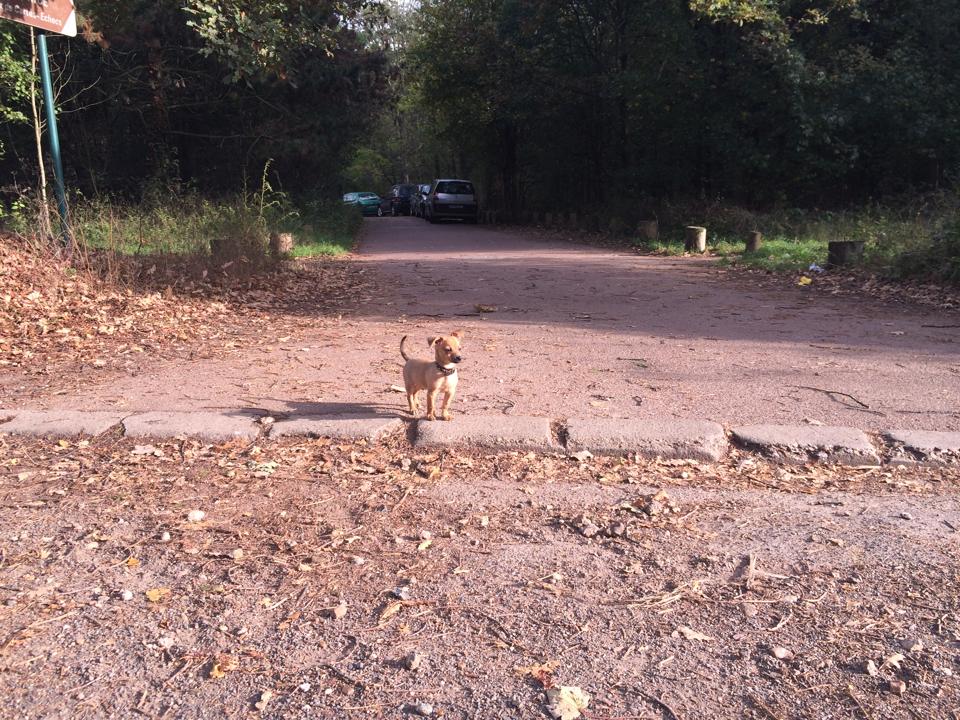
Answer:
1, 433, 958, 719
0, 237, 372, 402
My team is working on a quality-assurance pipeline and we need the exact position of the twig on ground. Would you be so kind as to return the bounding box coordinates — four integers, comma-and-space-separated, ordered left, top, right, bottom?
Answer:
747, 693, 783, 720
789, 385, 877, 411
639, 690, 683, 720
846, 684, 874, 720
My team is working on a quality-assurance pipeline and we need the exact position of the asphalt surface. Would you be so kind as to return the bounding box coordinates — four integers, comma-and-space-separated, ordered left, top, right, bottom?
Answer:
15, 216, 960, 430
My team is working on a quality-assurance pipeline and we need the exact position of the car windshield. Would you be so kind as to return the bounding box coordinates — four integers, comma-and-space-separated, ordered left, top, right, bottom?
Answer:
343, 193, 358, 201
421, 185, 431, 193
435, 181, 474, 195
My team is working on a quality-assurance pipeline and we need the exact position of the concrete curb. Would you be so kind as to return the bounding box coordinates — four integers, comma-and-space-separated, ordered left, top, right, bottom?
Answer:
730, 425, 880, 466
123, 411, 260, 442
0, 410, 125, 437
884, 429, 960, 467
1, 409, 957, 467
566, 418, 727, 462
270, 416, 403, 442
415, 415, 559, 452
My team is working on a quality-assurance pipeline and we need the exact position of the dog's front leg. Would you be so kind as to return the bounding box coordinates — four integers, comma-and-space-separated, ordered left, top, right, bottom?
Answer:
406, 391, 419, 416
440, 387, 457, 421
425, 389, 439, 420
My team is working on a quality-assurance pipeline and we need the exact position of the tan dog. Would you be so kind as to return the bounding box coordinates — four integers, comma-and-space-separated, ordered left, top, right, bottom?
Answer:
400, 331, 464, 420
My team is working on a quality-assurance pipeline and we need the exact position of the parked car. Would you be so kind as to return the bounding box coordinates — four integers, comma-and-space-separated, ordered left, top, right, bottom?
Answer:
389, 184, 420, 216
343, 191, 383, 216
424, 179, 478, 223
411, 184, 431, 217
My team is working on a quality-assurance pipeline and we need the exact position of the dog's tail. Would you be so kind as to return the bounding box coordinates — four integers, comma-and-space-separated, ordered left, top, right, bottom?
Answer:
400, 335, 411, 361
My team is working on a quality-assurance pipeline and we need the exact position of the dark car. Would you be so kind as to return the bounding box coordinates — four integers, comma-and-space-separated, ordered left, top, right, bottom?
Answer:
343, 191, 383, 216
412, 184, 431, 217
424, 179, 478, 223
389, 184, 420, 216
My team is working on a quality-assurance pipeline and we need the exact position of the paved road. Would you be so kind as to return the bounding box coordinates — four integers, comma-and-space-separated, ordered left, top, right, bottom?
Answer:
19, 217, 960, 429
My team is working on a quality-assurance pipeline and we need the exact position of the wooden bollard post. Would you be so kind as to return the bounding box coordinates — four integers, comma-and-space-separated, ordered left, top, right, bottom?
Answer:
269, 232, 294, 256
638, 220, 659, 242
827, 240, 864, 267
684, 226, 707, 253
745, 231, 763, 253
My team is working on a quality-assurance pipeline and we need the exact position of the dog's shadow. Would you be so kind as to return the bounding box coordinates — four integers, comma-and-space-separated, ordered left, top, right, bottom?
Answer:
242, 399, 404, 420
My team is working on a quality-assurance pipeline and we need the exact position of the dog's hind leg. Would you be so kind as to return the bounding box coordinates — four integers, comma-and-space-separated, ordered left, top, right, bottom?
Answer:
406, 391, 419, 416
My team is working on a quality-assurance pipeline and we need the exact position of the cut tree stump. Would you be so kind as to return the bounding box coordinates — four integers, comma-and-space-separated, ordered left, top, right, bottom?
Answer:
269, 232, 294, 256
638, 220, 659, 242
827, 240, 864, 267
746, 231, 763, 253
685, 226, 707, 253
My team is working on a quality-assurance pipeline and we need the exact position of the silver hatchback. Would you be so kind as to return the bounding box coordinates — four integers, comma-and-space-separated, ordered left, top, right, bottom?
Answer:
425, 179, 478, 223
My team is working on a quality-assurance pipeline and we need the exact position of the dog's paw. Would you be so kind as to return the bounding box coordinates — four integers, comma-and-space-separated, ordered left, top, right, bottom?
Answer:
425, 413, 436, 421
440, 413, 452, 421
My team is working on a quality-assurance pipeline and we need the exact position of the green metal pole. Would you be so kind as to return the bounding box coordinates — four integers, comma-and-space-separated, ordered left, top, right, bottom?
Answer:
36, 31, 71, 249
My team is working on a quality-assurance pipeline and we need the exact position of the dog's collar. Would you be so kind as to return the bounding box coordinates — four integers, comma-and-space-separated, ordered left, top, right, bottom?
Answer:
436, 362, 457, 377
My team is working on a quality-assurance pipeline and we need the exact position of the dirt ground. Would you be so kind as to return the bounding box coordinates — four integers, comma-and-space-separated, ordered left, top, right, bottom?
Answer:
1, 432, 958, 719
6, 218, 960, 431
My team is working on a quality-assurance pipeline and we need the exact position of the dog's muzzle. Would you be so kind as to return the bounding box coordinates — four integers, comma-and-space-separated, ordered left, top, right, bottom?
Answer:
452, 356, 462, 363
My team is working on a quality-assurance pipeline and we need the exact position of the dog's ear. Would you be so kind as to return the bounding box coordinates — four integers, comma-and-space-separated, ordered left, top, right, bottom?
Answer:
428, 336, 442, 347
450, 330, 465, 340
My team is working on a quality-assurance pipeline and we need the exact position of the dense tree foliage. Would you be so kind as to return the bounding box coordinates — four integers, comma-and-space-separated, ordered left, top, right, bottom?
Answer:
399, 0, 960, 216
0, 1, 389, 202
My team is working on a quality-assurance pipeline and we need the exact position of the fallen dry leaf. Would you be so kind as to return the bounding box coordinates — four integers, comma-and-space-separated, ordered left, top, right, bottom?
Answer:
145, 587, 171, 603
545, 686, 590, 720
255, 690, 274, 712
210, 654, 239, 679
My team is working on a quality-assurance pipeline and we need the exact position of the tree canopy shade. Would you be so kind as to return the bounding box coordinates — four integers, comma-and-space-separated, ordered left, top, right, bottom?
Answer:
403, 0, 960, 216
0, 0, 390, 200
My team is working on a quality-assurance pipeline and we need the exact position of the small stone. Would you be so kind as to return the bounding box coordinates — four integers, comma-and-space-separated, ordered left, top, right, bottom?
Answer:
900, 637, 923, 653
771, 646, 793, 661
157, 636, 174, 649
419, 530, 432, 541
409, 702, 433, 717
405, 651, 424, 671
645, 500, 665, 517
160, 531, 171, 543
866, 659, 879, 676
120, 590, 134, 602
350, 555, 366, 565
5, 598, 17, 607
187, 510, 205, 523
230, 548, 244, 560
392, 587, 412, 601
898, 512, 914, 521
741, 603, 758, 618
298, 682, 312, 692
888, 679, 907, 695
330, 601, 348, 620
607, 522, 627, 537
580, 523, 600, 538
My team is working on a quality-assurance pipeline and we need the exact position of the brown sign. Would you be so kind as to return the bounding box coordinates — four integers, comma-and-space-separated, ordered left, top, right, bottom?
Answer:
0, 0, 76, 36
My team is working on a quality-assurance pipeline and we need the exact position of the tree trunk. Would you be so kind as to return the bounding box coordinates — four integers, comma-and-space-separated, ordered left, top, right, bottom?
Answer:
685, 226, 707, 252
638, 220, 658, 242
746, 231, 762, 253
827, 240, 864, 267
269, 232, 294, 256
